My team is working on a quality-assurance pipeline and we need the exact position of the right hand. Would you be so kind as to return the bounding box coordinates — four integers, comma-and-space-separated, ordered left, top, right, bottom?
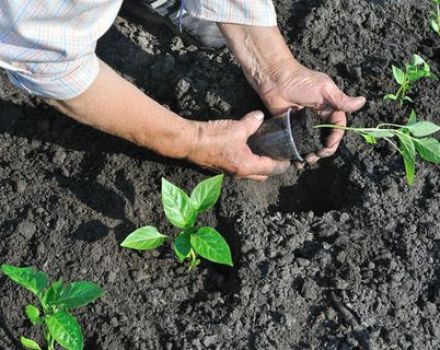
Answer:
189, 111, 290, 181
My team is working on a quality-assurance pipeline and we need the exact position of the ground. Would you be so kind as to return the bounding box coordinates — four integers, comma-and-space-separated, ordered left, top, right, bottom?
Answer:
1, 0, 440, 349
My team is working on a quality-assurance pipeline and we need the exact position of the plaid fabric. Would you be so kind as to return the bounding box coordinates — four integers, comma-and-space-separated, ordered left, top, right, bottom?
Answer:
0, 0, 277, 100
185, 0, 277, 26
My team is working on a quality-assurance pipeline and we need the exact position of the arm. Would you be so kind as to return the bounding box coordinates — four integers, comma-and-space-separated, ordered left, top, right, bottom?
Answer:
48, 60, 289, 180
48, 60, 198, 160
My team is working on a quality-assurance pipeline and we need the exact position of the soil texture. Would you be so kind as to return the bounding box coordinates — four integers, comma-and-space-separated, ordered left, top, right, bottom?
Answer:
1, 0, 440, 349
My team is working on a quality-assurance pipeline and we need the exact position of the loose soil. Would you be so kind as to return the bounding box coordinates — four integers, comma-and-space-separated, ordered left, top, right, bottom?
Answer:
1, 0, 440, 349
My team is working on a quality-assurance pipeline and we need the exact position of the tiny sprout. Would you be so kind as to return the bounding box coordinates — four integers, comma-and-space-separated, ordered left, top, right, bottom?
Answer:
315, 110, 440, 185
384, 54, 437, 104
121, 175, 233, 269
431, 0, 440, 36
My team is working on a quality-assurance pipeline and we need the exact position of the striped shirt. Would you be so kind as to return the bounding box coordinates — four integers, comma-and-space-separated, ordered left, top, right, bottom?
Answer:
0, 0, 277, 100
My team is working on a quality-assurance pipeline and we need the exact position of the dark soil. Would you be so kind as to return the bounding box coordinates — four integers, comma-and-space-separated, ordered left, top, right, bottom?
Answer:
248, 108, 322, 161
1, 1, 440, 349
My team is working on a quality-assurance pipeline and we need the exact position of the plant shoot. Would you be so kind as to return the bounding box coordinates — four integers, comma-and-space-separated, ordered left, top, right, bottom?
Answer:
431, 0, 440, 36
384, 55, 436, 104
121, 175, 233, 268
315, 111, 440, 185
1, 264, 104, 350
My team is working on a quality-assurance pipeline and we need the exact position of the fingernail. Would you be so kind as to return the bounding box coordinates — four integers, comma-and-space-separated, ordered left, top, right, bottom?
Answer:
253, 111, 264, 120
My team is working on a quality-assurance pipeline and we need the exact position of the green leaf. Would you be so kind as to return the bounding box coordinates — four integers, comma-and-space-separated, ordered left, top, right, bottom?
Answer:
190, 174, 224, 212
50, 282, 104, 310
384, 94, 398, 101
43, 281, 63, 307
190, 227, 233, 266
432, 19, 440, 33
1, 265, 49, 297
162, 178, 197, 229
392, 66, 406, 85
411, 54, 425, 66
364, 130, 395, 138
20, 337, 42, 350
174, 232, 191, 263
407, 121, 440, 137
46, 311, 83, 350
25, 305, 40, 326
121, 226, 167, 251
397, 134, 417, 185
408, 110, 417, 125
415, 138, 440, 164
362, 134, 377, 145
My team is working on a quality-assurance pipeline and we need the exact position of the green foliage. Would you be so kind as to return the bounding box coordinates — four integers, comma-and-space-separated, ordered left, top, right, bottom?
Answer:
384, 55, 436, 104
1, 264, 104, 350
121, 174, 233, 268
431, 0, 440, 36
315, 111, 440, 185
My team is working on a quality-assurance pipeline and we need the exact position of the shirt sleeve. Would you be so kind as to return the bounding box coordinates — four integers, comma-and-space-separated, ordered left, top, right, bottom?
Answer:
184, 0, 277, 26
0, 0, 122, 100
7, 54, 100, 100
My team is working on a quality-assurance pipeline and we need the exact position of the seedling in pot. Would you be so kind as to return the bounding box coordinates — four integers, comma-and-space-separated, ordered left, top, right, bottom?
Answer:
121, 175, 233, 269
0, 264, 104, 350
431, 0, 440, 36
384, 54, 436, 104
315, 110, 440, 185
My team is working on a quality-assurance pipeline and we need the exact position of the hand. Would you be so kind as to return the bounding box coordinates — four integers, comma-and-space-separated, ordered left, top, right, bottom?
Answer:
189, 111, 290, 181
258, 61, 366, 165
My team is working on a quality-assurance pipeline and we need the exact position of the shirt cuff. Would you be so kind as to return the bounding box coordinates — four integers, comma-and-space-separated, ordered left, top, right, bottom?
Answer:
184, 0, 277, 26
7, 54, 100, 100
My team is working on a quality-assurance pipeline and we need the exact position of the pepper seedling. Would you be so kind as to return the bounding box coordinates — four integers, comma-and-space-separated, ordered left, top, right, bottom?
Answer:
121, 174, 233, 268
0, 264, 104, 350
431, 0, 440, 36
384, 54, 436, 104
315, 111, 440, 185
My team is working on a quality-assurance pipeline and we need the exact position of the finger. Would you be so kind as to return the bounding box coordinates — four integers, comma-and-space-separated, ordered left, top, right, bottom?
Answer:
250, 156, 290, 176
304, 153, 320, 164
324, 84, 366, 113
241, 110, 265, 135
293, 161, 305, 170
243, 175, 268, 182
324, 110, 346, 150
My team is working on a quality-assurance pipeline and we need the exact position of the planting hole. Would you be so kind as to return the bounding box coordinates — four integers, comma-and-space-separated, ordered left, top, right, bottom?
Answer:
274, 159, 363, 215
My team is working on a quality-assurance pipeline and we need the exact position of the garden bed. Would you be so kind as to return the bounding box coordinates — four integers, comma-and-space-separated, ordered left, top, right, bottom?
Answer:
1, 0, 440, 349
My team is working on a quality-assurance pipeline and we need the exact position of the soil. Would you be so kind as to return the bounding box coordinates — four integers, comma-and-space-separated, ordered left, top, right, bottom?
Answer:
1, 1, 440, 349
247, 108, 322, 161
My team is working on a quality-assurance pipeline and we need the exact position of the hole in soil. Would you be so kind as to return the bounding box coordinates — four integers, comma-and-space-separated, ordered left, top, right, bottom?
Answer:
273, 158, 363, 215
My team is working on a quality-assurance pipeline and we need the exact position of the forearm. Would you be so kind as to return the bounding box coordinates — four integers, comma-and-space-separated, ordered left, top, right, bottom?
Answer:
218, 24, 301, 95
48, 60, 199, 159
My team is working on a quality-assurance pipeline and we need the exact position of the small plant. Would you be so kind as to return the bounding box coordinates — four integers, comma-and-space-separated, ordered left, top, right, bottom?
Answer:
431, 0, 440, 36
121, 175, 233, 268
315, 111, 440, 185
384, 54, 436, 104
1, 264, 104, 350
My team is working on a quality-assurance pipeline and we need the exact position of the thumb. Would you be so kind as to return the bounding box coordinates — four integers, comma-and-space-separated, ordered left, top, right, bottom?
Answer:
241, 110, 265, 135
326, 89, 366, 113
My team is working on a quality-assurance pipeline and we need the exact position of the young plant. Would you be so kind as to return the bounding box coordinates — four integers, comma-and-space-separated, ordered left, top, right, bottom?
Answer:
384, 54, 436, 104
1, 264, 104, 350
121, 174, 233, 268
315, 111, 440, 185
431, 0, 440, 36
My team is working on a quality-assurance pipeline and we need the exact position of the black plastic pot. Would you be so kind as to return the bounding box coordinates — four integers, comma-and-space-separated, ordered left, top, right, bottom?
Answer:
247, 108, 322, 161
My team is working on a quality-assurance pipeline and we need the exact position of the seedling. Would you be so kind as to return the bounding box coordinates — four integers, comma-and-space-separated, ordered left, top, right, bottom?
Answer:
121, 175, 233, 268
384, 54, 436, 104
431, 0, 440, 36
0, 264, 104, 350
315, 111, 440, 185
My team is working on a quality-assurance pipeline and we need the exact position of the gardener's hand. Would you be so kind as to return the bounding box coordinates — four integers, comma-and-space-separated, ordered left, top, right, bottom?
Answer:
189, 111, 290, 181
259, 61, 366, 164
218, 24, 366, 165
